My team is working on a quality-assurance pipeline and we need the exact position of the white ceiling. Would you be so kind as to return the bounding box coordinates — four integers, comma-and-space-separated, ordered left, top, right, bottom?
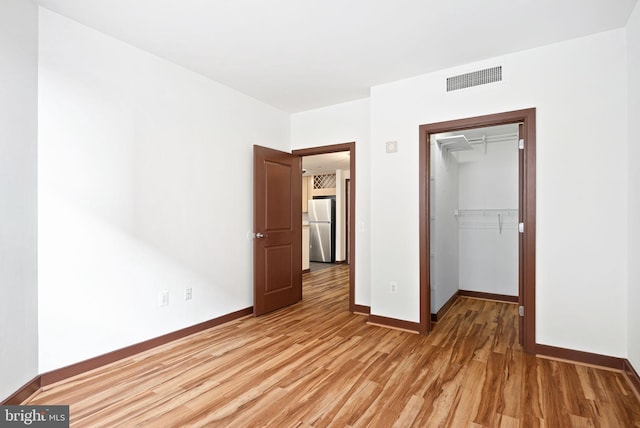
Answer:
33, 0, 637, 113
302, 152, 350, 176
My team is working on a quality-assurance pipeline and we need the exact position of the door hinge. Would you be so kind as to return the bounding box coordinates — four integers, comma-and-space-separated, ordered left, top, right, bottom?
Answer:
519, 305, 524, 317
518, 222, 524, 233
518, 139, 524, 150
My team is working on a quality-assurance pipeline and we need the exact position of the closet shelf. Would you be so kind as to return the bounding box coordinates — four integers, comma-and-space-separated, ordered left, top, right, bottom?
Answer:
436, 135, 473, 152
454, 208, 518, 217
454, 209, 519, 234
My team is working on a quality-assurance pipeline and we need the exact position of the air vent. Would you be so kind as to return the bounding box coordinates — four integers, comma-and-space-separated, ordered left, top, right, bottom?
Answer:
446, 66, 502, 92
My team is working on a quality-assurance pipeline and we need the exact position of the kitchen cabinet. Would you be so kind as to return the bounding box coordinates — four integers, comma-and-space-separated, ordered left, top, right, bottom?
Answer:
302, 176, 315, 212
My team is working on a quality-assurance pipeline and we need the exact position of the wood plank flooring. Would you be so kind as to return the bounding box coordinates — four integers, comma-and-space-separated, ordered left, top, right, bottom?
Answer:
26, 265, 640, 427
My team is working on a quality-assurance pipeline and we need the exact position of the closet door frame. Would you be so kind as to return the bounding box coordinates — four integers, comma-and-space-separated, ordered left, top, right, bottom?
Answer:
418, 108, 536, 354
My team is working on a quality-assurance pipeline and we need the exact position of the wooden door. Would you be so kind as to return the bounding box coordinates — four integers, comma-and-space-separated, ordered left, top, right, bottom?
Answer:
253, 145, 302, 316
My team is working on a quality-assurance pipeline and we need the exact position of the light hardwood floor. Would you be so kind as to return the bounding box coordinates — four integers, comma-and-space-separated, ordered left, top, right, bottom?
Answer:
26, 265, 640, 427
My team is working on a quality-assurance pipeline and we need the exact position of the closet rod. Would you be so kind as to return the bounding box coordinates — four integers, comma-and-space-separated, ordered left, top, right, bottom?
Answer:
467, 132, 518, 144
454, 208, 518, 217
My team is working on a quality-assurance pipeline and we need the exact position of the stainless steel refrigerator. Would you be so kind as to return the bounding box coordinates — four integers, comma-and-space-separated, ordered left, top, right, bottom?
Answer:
308, 197, 336, 263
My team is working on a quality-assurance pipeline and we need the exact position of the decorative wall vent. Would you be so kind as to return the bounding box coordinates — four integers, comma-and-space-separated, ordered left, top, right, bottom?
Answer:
313, 174, 336, 189
446, 66, 502, 92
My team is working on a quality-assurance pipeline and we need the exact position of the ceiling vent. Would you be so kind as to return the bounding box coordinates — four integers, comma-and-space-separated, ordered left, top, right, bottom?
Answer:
446, 66, 502, 92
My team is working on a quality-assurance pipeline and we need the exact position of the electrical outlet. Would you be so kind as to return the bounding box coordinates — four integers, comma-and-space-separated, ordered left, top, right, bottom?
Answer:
185, 287, 192, 300
390, 281, 398, 294
159, 291, 169, 307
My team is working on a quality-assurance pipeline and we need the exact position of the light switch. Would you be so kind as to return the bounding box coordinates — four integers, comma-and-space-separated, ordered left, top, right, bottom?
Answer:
386, 141, 398, 153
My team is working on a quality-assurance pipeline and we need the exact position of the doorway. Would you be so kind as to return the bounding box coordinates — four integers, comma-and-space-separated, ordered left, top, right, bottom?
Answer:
293, 142, 357, 313
419, 109, 536, 353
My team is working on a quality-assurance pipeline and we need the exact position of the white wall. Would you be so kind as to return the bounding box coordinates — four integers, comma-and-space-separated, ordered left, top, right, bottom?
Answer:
457, 140, 519, 210
430, 139, 459, 312
291, 99, 371, 307
37, 9, 290, 373
457, 140, 518, 296
370, 29, 628, 357
627, 2, 640, 370
0, 0, 39, 401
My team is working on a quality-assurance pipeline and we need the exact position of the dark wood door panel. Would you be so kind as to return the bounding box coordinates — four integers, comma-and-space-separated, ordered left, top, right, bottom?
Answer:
265, 160, 293, 231
253, 145, 302, 316
264, 245, 293, 293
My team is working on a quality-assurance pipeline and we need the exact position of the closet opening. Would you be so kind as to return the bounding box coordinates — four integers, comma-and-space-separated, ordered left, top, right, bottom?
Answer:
418, 108, 536, 354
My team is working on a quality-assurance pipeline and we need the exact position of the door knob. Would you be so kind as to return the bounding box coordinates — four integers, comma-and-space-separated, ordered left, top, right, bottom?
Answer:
255, 232, 267, 238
